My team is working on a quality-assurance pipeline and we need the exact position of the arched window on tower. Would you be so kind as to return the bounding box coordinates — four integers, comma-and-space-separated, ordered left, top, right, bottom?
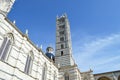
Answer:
42, 63, 47, 80
24, 51, 34, 74
61, 51, 64, 56
0, 33, 14, 61
61, 44, 64, 49
59, 31, 64, 36
59, 25, 65, 30
64, 72, 69, 80
60, 37, 64, 42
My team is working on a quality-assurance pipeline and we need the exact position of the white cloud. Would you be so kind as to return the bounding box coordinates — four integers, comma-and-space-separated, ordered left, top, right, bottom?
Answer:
95, 55, 120, 66
73, 33, 120, 73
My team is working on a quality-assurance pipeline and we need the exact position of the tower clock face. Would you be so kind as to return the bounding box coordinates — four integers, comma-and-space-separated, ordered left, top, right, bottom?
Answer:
0, 0, 11, 12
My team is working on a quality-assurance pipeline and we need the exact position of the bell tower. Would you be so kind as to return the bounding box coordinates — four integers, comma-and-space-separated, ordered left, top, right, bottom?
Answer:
55, 14, 75, 67
0, 0, 15, 17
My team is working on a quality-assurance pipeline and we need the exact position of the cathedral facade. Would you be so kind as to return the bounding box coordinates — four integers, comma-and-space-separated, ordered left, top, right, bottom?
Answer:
0, 0, 120, 80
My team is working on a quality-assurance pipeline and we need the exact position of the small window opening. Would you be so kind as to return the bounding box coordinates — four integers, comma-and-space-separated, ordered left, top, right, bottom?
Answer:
59, 31, 64, 35
59, 25, 65, 29
61, 44, 64, 49
60, 37, 64, 42
61, 51, 63, 56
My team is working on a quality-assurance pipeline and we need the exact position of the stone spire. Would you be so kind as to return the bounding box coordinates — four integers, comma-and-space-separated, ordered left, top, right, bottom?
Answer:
0, 0, 15, 17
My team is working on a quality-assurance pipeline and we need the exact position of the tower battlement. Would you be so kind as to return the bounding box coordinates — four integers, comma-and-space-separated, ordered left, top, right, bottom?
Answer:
56, 14, 67, 19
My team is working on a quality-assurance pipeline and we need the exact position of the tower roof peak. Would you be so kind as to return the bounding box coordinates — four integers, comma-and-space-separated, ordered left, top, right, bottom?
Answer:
56, 13, 68, 19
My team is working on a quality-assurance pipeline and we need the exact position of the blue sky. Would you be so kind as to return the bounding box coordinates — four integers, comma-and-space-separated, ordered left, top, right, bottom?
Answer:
8, 0, 120, 74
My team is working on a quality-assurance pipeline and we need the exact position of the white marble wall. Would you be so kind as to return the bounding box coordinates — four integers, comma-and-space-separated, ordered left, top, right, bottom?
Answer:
0, 14, 58, 80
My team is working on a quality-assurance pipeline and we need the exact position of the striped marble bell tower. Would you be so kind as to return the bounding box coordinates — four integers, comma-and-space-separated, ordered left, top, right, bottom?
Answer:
55, 14, 75, 67
55, 14, 81, 80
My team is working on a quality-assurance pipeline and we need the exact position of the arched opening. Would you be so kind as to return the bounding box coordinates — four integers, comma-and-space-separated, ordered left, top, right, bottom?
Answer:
64, 72, 69, 80
61, 51, 64, 56
98, 76, 111, 80
60, 37, 64, 42
118, 76, 120, 80
42, 63, 47, 80
61, 44, 64, 49
0, 33, 14, 61
24, 51, 34, 74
